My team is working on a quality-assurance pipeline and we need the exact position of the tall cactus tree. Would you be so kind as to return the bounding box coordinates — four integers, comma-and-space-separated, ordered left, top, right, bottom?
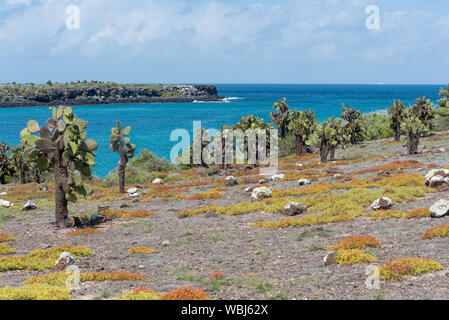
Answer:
310, 117, 345, 163
411, 97, 435, 130
288, 109, 318, 156
110, 121, 136, 193
401, 108, 430, 155
388, 99, 405, 142
0, 142, 14, 185
10, 145, 27, 184
436, 85, 449, 129
22, 106, 98, 227
269, 98, 291, 139
341, 104, 365, 145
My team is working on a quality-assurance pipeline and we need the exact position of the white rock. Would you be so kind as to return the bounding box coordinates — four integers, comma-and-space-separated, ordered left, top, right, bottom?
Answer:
152, 179, 164, 185
270, 174, 285, 181
54, 252, 76, 268
225, 176, 238, 186
371, 197, 393, 210
162, 240, 171, 247
127, 187, 138, 194
333, 174, 344, 179
298, 179, 311, 186
244, 187, 251, 193
425, 169, 449, 186
323, 252, 337, 266
0, 199, 11, 208
429, 175, 449, 188
282, 202, 307, 216
21, 200, 37, 211
439, 148, 446, 152
430, 199, 449, 218
131, 192, 141, 198
0, 192, 6, 196
295, 162, 303, 167
251, 187, 272, 200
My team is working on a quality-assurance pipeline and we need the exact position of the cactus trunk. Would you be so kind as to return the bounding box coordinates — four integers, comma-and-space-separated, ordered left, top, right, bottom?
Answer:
54, 153, 69, 228
407, 133, 419, 154
34, 168, 40, 184
329, 147, 336, 161
295, 135, 305, 156
320, 141, 329, 162
118, 160, 126, 194
394, 130, 401, 142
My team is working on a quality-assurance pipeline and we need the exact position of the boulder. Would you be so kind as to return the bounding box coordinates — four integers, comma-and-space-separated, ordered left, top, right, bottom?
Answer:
90, 214, 105, 226
295, 162, 303, 167
258, 179, 268, 184
429, 175, 449, 189
425, 169, 449, 186
333, 174, 344, 179
251, 187, 272, 200
371, 197, 393, 210
224, 176, 238, 187
282, 202, 307, 216
152, 179, 164, 185
131, 192, 141, 198
298, 179, 311, 186
40, 184, 49, 191
53, 252, 76, 270
127, 187, 138, 194
0, 192, 6, 196
0, 199, 11, 208
21, 200, 37, 211
430, 199, 449, 218
270, 174, 285, 181
323, 252, 337, 266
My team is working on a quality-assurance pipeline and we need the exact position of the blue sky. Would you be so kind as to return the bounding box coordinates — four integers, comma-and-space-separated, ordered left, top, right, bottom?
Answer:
0, 0, 448, 84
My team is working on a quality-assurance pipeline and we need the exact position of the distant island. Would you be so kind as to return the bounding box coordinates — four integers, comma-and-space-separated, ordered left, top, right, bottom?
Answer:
0, 81, 223, 107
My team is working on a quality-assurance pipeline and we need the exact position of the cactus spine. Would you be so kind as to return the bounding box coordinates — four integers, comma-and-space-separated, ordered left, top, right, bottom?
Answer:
110, 121, 136, 193
22, 106, 98, 227
288, 109, 318, 156
388, 99, 405, 142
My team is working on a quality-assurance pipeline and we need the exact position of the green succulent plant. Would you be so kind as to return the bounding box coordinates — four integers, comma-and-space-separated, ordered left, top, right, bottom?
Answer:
110, 120, 136, 193
22, 106, 98, 227
341, 104, 365, 145
401, 107, 430, 154
388, 99, 405, 142
309, 117, 346, 162
268, 98, 291, 138
0, 142, 14, 185
436, 84, 449, 129
288, 109, 318, 156
410, 96, 435, 131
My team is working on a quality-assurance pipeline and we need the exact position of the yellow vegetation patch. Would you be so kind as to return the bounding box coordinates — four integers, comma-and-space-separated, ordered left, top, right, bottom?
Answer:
254, 213, 355, 229
335, 249, 376, 265
0, 245, 94, 272
370, 210, 405, 221
378, 257, 443, 281
162, 287, 212, 300
176, 188, 224, 200
421, 222, 449, 239
25, 270, 146, 287
0, 284, 71, 300
0, 243, 16, 255
332, 236, 381, 250
0, 232, 16, 243
127, 246, 158, 255
405, 208, 430, 219
102, 209, 155, 219
64, 227, 102, 237
114, 287, 161, 300
352, 160, 423, 175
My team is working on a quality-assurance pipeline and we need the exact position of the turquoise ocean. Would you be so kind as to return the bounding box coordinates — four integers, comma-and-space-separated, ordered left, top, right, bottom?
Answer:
0, 84, 444, 177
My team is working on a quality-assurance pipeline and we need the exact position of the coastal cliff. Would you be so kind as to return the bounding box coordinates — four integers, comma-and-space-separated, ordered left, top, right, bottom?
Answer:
0, 82, 223, 107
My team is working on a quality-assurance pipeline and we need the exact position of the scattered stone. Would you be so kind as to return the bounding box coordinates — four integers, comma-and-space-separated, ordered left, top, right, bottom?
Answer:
251, 187, 272, 200
224, 176, 238, 187
53, 252, 76, 270
282, 202, 307, 216
72, 217, 84, 228
132, 199, 140, 203
430, 199, 449, 218
429, 175, 449, 189
438, 147, 446, 152
0, 192, 6, 196
333, 174, 344, 179
298, 179, 311, 186
371, 197, 393, 210
0, 199, 11, 208
127, 187, 138, 194
270, 174, 285, 181
90, 214, 105, 226
152, 179, 164, 185
40, 184, 49, 191
162, 240, 171, 247
131, 192, 141, 198
425, 169, 449, 186
323, 252, 337, 266
21, 200, 37, 211
295, 162, 303, 167
120, 203, 129, 208
97, 205, 110, 214
258, 179, 268, 184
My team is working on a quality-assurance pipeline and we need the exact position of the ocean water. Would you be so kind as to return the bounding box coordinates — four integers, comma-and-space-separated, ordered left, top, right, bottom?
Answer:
0, 84, 443, 177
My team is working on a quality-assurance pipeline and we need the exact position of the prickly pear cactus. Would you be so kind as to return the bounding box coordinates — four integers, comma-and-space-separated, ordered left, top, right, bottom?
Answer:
388, 99, 405, 142
0, 141, 14, 185
436, 84, 449, 129
288, 109, 318, 156
110, 120, 136, 193
411, 96, 435, 130
269, 98, 291, 138
401, 108, 429, 155
309, 117, 345, 162
341, 104, 365, 145
22, 106, 98, 227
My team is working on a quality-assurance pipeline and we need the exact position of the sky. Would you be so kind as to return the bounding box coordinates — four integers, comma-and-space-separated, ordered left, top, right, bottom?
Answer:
0, 0, 448, 84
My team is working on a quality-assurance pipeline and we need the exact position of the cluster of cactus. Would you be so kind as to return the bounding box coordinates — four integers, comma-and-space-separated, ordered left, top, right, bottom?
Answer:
269, 97, 290, 138
341, 104, 365, 145
411, 96, 435, 130
10, 145, 27, 184
310, 117, 346, 162
388, 99, 405, 141
436, 85, 449, 129
0, 142, 14, 185
288, 109, 318, 156
401, 107, 429, 154
110, 121, 136, 193
22, 106, 98, 227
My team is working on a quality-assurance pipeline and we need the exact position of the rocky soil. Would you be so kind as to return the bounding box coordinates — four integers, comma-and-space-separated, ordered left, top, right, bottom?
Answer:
0, 133, 449, 300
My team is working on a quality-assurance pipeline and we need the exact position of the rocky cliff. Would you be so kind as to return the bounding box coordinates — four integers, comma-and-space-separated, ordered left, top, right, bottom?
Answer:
0, 83, 222, 107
